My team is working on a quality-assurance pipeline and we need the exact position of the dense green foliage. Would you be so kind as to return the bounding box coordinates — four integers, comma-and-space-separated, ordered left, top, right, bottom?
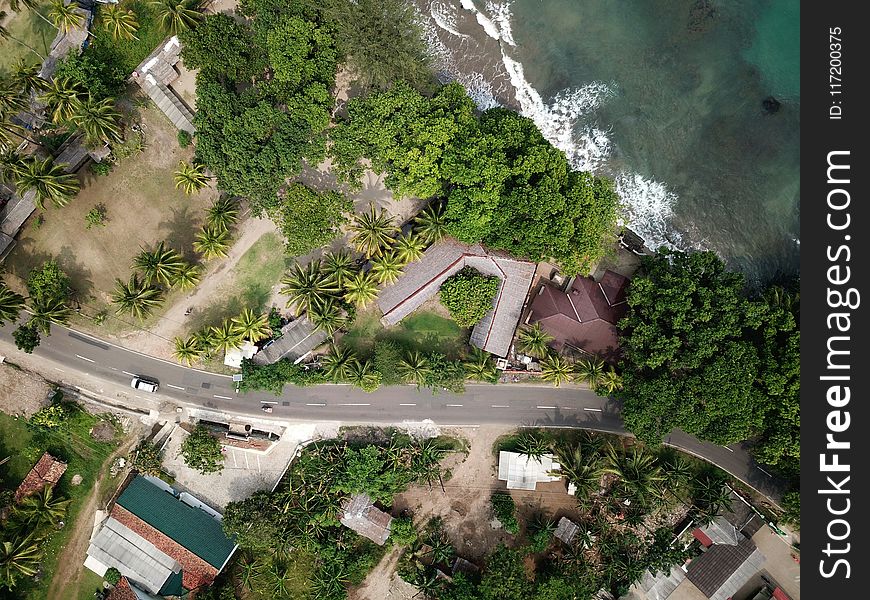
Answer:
222, 433, 454, 599
53, 53, 127, 101
268, 183, 352, 256
130, 440, 164, 477
322, 0, 433, 91
490, 492, 519, 535
439, 267, 499, 328
190, 3, 339, 214
180, 425, 224, 474
329, 82, 620, 274
616, 250, 800, 477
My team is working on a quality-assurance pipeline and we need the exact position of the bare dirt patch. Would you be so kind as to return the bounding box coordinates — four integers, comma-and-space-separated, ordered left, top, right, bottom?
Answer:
0, 361, 54, 417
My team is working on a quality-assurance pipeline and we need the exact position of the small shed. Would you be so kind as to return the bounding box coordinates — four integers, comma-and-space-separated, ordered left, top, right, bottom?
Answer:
553, 516, 579, 545
14, 452, 67, 502
339, 494, 393, 546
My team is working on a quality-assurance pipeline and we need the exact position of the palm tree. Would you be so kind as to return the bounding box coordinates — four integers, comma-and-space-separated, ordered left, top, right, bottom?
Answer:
28, 296, 71, 333
7, 0, 56, 30
0, 77, 28, 115
173, 335, 202, 366
210, 320, 243, 354
111, 274, 163, 319
343, 271, 379, 308
133, 241, 185, 287
516, 322, 553, 358
463, 347, 497, 382
370, 250, 403, 285
0, 147, 26, 184
321, 344, 356, 381
0, 283, 25, 326
40, 77, 81, 124
320, 249, 355, 287
232, 308, 271, 342
280, 262, 340, 315
574, 356, 606, 390
346, 359, 380, 391
516, 433, 549, 461
604, 445, 665, 508
0, 11, 46, 60
0, 534, 42, 589
692, 475, 733, 523
48, 0, 84, 34
149, 0, 203, 35
101, 4, 139, 40
550, 443, 603, 501
597, 367, 623, 394
414, 201, 447, 244
14, 156, 80, 209
193, 225, 231, 259
13, 485, 71, 529
69, 96, 122, 147
207, 197, 238, 231
174, 160, 210, 194
173, 263, 200, 290
398, 351, 431, 387
11, 59, 49, 96
539, 354, 574, 387
309, 297, 344, 337
349, 204, 396, 257
235, 551, 262, 592
393, 232, 426, 264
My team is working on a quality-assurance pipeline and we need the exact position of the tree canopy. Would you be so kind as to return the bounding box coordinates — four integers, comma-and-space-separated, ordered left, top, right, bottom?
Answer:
439, 267, 499, 328
616, 250, 799, 475
329, 83, 620, 274
269, 183, 352, 257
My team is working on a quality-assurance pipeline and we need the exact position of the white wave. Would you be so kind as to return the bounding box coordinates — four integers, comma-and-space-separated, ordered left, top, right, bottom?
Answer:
614, 172, 687, 251
459, 0, 504, 43
485, 1, 516, 46
459, 71, 501, 110
431, 2, 467, 38
500, 49, 613, 171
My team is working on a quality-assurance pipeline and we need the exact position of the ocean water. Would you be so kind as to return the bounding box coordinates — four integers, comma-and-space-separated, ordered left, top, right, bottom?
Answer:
416, 0, 800, 286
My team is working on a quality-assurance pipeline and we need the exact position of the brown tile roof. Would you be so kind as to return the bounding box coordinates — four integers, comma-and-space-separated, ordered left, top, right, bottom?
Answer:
339, 494, 393, 545
106, 577, 138, 600
111, 505, 218, 590
526, 270, 629, 361
14, 452, 67, 503
377, 238, 535, 357
686, 536, 765, 600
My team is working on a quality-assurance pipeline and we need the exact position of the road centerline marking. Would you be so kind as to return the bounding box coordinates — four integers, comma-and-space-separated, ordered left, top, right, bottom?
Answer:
337, 403, 371, 406
213, 394, 233, 400
121, 371, 136, 376
722, 446, 735, 453
583, 407, 602, 412
537, 405, 557, 409
399, 403, 417, 406
306, 403, 326, 406
166, 384, 185, 390
446, 404, 463, 407
75, 354, 95, 363
491, 405, 509, 408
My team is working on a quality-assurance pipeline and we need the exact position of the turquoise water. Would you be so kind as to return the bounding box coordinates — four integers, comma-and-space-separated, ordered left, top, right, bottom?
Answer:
422, 0, 800, 285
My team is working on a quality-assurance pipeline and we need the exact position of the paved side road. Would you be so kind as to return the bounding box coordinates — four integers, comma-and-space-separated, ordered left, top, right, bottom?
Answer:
0, 322, 787, 504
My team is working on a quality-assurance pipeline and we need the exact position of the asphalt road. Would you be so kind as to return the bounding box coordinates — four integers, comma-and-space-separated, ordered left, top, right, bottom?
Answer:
0, 322, 787, 504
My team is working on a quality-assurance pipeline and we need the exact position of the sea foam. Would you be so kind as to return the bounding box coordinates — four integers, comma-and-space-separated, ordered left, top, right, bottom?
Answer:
614, 172, 683, 251
485, 1, 517, 46
431, 1, 468, 38
460, 0, 507, 44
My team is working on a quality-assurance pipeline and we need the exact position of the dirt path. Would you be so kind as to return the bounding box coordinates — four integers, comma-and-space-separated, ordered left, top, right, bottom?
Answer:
46, 435, 139, 600
118, 215, 279, 358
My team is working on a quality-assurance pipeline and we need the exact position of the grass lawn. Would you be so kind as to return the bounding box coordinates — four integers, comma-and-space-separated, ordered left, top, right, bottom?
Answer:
4, 105, 213, 321
0, 2, 54, 76
342, 305, 469, 359
185, 231, 290, 335
0, 398, 122, 600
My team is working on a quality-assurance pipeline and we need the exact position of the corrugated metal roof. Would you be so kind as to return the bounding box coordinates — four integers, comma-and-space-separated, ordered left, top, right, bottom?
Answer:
339, 494, 392, 545
496, 451, 562, 490
116, 476, 235, 569
253, 315, 327, 365
687, 537, 765, 600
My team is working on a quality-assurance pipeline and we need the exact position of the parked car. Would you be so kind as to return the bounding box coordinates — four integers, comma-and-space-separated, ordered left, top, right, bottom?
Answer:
261, 405, 273, 413
130, 376, 159, 393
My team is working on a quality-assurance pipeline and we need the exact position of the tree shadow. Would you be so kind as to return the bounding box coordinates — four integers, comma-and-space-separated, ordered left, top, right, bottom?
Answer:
158, 204, 205, 263
56, 245, 96, 303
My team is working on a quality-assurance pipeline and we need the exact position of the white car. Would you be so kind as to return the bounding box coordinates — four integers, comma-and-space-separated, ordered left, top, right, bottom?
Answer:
130, 377, 159, 393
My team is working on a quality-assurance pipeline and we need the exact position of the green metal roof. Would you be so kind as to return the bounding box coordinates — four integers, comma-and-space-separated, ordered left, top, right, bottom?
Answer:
116, 476, 235, 569
159, 569, 184, 596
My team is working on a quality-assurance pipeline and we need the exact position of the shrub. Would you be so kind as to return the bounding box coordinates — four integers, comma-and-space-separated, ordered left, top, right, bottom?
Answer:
780, 490, 800, 529
438, 267, 500, 327
177, 129, 192, 148
104, 567, 121, 585
490, 492, 519, 534
85, 205, 108, 229
373, 340, 404, 386
13, 324, 40, 353
32, 213, 44, 230
267, 307, 283, 332
31, 400, 77, 429
90, 161, 113, 176
131, 440, 163, 477
389, 516, 418, 546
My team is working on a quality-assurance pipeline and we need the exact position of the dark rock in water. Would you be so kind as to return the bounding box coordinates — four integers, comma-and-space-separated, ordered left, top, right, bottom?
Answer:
762, 96, 781, 114
688, 0, 719, 33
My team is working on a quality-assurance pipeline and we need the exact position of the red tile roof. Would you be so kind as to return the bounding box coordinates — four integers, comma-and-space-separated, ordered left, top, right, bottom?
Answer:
106, 577, 138, 600
772, 588, 792, 600
111, 504, 218, 590
692, 528, 714, 548
14, 452, 67, 502
527, 270, 629, 360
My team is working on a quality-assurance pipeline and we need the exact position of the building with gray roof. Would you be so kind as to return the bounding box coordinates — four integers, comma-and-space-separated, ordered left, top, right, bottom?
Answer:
132, 36, 195, 133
